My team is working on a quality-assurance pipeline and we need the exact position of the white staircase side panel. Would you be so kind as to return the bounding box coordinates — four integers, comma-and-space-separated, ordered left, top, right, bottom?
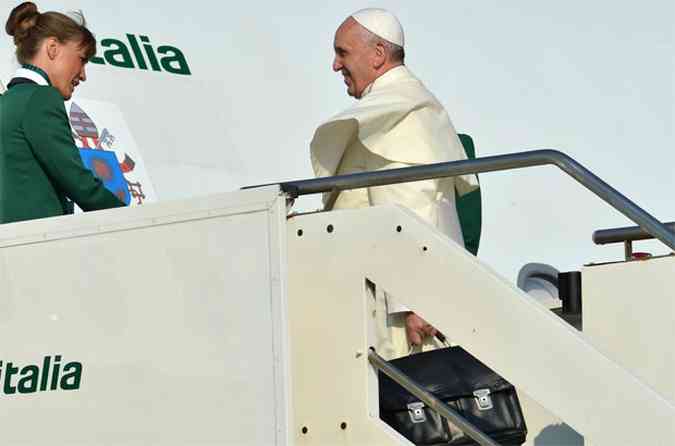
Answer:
583, 256, 675, 405
0, 187, 672, 445
0, 187, 291, 446
286, 205, 675, 446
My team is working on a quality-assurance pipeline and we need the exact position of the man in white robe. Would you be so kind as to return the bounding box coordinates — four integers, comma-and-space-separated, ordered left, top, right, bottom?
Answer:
311, 8, 478, 359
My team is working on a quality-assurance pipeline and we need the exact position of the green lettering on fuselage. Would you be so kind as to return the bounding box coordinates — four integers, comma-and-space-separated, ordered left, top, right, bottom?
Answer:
0, 356, 83, 396
91, 34, 192, 76
98, 38, 134, 68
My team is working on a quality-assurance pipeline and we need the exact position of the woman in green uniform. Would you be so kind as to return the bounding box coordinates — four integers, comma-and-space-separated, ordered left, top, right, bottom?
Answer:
0, 2, 125, 224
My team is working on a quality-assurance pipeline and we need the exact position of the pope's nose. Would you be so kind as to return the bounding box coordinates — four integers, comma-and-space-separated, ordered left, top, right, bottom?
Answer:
332, 57, 342, 72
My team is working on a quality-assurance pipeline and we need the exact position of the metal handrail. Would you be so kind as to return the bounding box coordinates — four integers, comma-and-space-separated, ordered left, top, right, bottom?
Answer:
274, 150, 674, 250
368, 349, 501, 446
593, 222, 675, 245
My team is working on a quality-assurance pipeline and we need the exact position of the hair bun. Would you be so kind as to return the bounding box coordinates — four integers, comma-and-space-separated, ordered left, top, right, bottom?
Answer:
6, 2, 39, 38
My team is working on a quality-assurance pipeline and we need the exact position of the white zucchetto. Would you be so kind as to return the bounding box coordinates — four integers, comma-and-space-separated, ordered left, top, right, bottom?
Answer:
351, 8, 404, 47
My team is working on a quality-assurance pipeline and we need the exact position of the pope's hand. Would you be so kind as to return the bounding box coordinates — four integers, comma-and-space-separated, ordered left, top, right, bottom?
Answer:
405, 312, 437, 346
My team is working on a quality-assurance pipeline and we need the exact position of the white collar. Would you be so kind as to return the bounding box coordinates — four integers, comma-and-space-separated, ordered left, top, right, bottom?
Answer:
13, 67, 50, 86
359, 65, 410, 99
360, 81, 375, 98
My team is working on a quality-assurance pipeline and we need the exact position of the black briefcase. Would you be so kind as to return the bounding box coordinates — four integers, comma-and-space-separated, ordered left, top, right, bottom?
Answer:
379, 346, 527, 445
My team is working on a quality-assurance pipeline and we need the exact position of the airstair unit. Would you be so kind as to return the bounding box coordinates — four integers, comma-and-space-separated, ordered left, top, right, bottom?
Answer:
0, 151, 672, 445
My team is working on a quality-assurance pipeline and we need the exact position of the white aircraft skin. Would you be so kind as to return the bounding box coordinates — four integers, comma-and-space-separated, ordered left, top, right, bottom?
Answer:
1, 0, 672, 280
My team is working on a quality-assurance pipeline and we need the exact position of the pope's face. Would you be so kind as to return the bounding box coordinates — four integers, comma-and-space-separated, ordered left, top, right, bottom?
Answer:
332, 18, 376, 99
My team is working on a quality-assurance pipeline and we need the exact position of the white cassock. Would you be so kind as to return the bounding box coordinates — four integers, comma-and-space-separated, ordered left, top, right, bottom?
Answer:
311, 65, 478, 359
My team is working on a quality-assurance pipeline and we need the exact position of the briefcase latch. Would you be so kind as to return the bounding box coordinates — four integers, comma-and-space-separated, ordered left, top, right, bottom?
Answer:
406, 402, 427, 423
473, 389, 493, 411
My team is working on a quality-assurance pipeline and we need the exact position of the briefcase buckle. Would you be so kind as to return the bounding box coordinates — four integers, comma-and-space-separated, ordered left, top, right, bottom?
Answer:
473, 389, 493, 410
406, 402, 427, 423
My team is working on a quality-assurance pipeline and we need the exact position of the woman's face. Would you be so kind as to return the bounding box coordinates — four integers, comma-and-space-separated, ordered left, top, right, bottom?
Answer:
49, 39, 88, 100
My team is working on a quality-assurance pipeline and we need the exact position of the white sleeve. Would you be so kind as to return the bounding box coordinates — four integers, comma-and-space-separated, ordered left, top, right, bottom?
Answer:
388, 300, 411, 314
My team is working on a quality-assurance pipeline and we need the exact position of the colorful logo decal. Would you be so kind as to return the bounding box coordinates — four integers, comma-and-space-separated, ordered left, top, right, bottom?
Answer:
79, 149, 130, 204
69, 102, 146, 205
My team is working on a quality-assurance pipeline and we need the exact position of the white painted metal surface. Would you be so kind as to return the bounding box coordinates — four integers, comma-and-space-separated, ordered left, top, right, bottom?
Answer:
0, 188, 672, 445
583, 256, 675, 405
286, 205, 674, 445
0, 187, 290, 445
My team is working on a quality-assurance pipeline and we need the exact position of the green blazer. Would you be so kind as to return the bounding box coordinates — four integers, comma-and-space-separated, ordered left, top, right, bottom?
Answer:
0, 80, 125, 224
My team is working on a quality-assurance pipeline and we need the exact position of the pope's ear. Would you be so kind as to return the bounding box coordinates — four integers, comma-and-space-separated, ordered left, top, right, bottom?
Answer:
373, 42, 386, 69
